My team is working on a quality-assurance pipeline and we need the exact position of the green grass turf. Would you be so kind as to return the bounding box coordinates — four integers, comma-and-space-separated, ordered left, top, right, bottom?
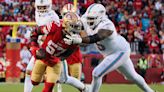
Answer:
0, 83, 163, 92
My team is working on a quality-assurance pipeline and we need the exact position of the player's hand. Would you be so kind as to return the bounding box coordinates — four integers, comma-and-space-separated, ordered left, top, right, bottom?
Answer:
36, 48, 46, 59
64, 34, 82, 45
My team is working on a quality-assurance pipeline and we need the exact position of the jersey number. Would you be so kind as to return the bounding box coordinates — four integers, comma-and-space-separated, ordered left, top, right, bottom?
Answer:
46, 40, 66, 56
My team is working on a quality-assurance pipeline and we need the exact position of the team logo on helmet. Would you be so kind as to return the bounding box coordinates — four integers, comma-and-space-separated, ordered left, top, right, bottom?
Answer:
62, 12, 82, 34
61, 3, 76, 17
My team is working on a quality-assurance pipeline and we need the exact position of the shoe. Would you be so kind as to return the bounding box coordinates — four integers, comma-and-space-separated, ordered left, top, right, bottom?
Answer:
81, 85, 90, 92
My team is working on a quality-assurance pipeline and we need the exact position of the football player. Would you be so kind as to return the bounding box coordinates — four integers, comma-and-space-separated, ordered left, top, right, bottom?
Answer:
24, 1, 87, 92
64, 3, 156, 92
31, 11, 87, 92
58, 3, 87, 92
24, 0, 60, 92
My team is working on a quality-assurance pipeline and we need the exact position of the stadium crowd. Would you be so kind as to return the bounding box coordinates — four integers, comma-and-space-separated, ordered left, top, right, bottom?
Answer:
0, 0, 163, 80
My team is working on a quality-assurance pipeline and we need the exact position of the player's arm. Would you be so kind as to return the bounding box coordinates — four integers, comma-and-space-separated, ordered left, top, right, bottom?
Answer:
81, 21, 114, 43
81, 29, 113, 44
30, 32, 46, 59
30, 28, 43, 46
30, 27, 46, 58
64, 29, 113, 45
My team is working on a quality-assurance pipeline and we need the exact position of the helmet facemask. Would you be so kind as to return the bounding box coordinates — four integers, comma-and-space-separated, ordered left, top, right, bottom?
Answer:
62, 13, 82, 35
86, 16, 100, 29
36, 5, 51, 13
69, 20, 83, 34
35, 0, 52, 14
85, 4, 106, 29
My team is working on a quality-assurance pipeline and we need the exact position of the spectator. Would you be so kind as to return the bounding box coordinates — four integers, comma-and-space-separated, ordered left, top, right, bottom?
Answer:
147, 29, 160, 53
134, 26, 145, 54
133, 0, 142, 11
147, 53, 162, 68
118, 22, 128, 39
0, 27, 6, 58
160, 18, 164, 31
0, 61, 5, 78
161, 68, 164, 79
155, 0, 162, 11
0, 61, 4, 72
127, 16, 136, 30
127, 29, 134, 42
115, 8, 124, 23
17, 26, 33, 47
0, 53, 5, 78
16, 60, 26, 72
141, 12, 150, 32
0, 1, 35, 21
125, 1, 134, 15
20, 46, 31, 68
159, 31, 164, 53
137, 55, 148, 78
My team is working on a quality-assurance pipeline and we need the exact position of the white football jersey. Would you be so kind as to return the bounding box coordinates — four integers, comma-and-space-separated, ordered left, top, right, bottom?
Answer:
35, 10, 60, 26
81, 16, 130, 56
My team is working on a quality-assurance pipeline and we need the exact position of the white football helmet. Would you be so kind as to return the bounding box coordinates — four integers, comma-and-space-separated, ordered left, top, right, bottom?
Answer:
61, 3, 76, 17
35, 0, 52, 13
85, 4, 106, 29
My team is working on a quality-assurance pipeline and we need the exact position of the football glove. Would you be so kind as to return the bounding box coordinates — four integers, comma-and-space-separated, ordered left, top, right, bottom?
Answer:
36, 48, 46, 59
64, 34, 82, 45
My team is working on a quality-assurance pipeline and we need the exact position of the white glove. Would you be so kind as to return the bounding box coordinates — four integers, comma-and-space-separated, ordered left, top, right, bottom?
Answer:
64, 34, 82, 45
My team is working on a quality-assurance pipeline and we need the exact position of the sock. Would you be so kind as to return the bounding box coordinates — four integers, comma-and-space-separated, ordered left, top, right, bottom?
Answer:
90, 76, 102, 92
42, 82, 54, 92
57, 83, 62, 92
24, 75, 33, 92
65, 76, 85, 90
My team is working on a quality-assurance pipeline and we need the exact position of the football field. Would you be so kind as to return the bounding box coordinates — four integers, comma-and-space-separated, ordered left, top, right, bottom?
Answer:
0, 83, 164, 92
